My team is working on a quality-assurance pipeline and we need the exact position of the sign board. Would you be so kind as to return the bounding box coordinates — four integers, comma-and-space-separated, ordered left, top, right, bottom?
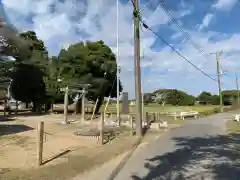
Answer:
122, 92, 129, 114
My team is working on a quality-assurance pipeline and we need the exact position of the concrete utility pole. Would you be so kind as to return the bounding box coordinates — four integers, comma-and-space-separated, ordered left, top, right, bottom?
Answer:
236, 73, 240, 105
116, 0, 120, 123
215, 52, 223, 112
133, 0, 143, 136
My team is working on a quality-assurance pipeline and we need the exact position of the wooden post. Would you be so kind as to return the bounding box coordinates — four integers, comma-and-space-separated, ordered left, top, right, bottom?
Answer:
155, 112, 158, 121
91, 98, 99, 120
15, 101, 18, 114
149, 113, 154, 122
99, 113, 104, 145
81, 88, 85, 124
3, 99, 7, 116
37, 121, 44, 166
145, 112, 149, 125
118, 116, 122, 127
174, 112, 177, 120
63, 86, 69, 124
130, 115, 134, 136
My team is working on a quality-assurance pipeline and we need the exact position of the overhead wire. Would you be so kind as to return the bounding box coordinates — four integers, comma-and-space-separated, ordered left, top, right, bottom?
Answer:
159, 3, 213, 61
159, 2, 231, 79
130, 0, 217, 82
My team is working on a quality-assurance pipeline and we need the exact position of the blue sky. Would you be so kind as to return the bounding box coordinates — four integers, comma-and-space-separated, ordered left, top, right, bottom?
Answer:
1, 0, 240, 98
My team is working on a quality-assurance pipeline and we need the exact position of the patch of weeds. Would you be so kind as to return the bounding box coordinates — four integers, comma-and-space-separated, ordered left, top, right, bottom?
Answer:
226, 120, 240, 134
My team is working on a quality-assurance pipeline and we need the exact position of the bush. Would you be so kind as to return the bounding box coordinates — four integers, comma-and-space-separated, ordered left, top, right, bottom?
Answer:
166, 89, 195, 106
200, 107, 220, 116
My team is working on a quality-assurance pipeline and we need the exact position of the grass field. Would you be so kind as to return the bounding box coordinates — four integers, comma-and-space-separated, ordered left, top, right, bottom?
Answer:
103, 103, 220, 115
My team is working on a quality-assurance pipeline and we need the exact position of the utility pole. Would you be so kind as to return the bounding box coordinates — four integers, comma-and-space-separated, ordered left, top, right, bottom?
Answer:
215, 52, 223, 112
133, 0, 142, 136
116, 0, 120, 123
236, 73, 240, 105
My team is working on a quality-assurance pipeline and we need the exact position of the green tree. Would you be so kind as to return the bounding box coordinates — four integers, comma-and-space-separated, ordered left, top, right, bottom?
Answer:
58, 40, 123, 113
197, 91, 212, 104
0, 22, 32, 61
222, 90, 239, 105
10, 63, 46, 110
9, 31, 49, 112
211, 95, 220, 105
153, 89, 196, 106
143, 93, 153, 105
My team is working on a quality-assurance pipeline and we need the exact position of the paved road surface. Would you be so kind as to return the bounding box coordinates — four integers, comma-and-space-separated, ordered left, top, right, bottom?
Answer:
114, 111, 240, 180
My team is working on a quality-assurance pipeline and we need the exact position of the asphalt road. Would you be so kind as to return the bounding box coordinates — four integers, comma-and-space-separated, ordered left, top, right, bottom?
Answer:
114, 111, 240, 180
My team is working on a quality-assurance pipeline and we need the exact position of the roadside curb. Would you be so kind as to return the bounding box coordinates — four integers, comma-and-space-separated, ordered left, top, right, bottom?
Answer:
106, 123, 184, 180
106, 135, 143, 180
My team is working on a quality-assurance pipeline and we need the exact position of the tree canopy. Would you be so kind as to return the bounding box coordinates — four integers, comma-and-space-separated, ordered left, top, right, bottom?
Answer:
57, 40, 122, 112
153, 89, 196, 106
0, 26, 123, 113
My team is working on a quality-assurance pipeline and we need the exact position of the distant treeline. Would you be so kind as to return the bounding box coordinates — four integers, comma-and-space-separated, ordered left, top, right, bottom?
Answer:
141, 89, 240, 106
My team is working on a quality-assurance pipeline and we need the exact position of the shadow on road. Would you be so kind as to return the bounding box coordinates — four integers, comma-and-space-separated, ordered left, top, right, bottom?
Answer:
131, 133, 240, 180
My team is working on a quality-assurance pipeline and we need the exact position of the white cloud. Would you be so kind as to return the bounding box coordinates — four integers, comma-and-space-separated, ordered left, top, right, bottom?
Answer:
212, 0, 238, 11
2, 0, 240, 98
33, 13, 72, 41
199, 13, 214, 30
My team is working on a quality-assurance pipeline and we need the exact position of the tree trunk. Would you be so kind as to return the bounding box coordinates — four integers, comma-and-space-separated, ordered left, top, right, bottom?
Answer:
23, 102, 29, 109
32, 101, 37, 112
36, 102, 42, 114
45, 102, 51, 113
50, 100, 54, 113
15, 101, 18, 114
3, 99, 7, 116
94, 96, 104, 115
32, 101, 42, 113
75, 100, 82, 114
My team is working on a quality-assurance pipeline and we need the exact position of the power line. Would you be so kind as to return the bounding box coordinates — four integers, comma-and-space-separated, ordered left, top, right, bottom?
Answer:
130, 0, 217, 82
159, 3, 213, 61
159, 3, 232, 79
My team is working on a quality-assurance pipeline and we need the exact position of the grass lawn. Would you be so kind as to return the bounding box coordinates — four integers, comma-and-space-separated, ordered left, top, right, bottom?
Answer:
167, 118, 185, 125
153, 114, 184, 125
226, 120, 240, 134
103, 103, 220, 115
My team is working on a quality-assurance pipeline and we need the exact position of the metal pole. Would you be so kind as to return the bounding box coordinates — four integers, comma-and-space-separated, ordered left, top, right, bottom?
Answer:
216, 53, 223, 112
236, 73, 240, 105
133, 0, 142, 136
116, 0, 120, 122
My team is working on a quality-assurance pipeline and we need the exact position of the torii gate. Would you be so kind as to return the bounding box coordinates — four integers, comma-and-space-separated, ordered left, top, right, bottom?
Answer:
60, 84, 90, 125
